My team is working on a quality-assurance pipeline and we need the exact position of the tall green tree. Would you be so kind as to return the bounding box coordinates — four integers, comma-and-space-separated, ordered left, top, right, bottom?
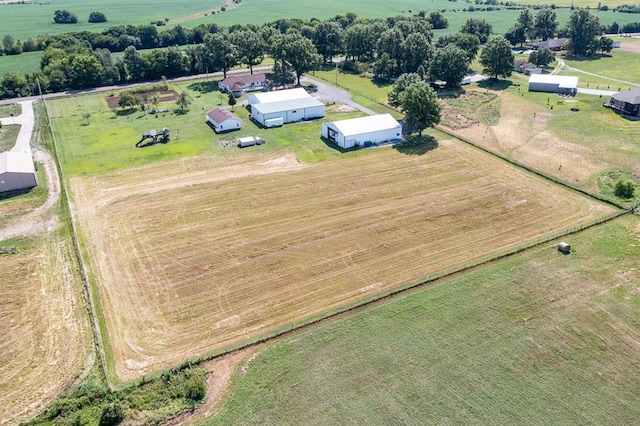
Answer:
118, 91, 137, 110
460, 18, 493, 44
534, 9, 558, 41
176, 90, 192, 113
388, 72, 422, 108
429, 45, 470, 87
313, 20, 343, 64
375, 28, 405, 78
528, 47, 555, 67
428, 11, 449, 30
398, 82, 442, 137
566, 9, 602, 56
516, 9, 535, 41
435, 33, 480, 61
123, 45, 144, 80
480, 36, 514, 79
233, 30, 265, 74
402, 32, 433, 74
70, 54, 102, 88
204, 32, 238, 78
282, 32, 321, 86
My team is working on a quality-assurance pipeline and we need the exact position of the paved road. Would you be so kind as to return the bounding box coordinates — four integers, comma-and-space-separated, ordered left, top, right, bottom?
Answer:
0, 100, 35, 152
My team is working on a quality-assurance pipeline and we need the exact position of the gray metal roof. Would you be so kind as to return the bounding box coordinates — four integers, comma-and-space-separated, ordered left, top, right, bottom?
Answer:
611, 88, 640, 104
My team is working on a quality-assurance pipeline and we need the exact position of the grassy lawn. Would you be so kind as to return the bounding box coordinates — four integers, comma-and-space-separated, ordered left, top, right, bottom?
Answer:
206, 215, 640, 425
0, 103, 21, 117
0, 124, 19, 152
559, 49, 640, 88
47, 78, 370, 176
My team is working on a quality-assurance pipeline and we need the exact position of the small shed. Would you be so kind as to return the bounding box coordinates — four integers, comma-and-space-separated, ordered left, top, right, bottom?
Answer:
0, 151, 37, 193
251, 97, 325, 126
206, 108, 242, 133
322, 114, 402, 149
528, 74, 579, 95
248, 88, 310, 105
558, 242, 571, 254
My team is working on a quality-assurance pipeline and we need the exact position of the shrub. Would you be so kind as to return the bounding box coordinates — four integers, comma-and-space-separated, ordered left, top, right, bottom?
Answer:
88, 12, 107, 23
185, 378, 206, 401
614, 179, 635, 199
99, 402, 125, 426
53, 10, 78, 24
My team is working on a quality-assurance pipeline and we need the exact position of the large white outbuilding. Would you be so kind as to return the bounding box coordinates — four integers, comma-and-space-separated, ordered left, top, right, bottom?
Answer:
528, 74, 579, 95
0, 151, 37, 193
321, 114, 403, 149
247, 88, 310, 105
249, 88, 325, 127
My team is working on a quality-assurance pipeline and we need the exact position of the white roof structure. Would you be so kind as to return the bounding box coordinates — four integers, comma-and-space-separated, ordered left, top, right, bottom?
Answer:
328, 114, 401, 137
248, 88, 310, 105
528, 74, 579, 89
0, 151, 35, 174
251, 97, 324, 114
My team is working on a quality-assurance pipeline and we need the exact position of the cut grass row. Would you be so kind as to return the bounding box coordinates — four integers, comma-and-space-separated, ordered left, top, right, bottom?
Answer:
206, 214, 640, 425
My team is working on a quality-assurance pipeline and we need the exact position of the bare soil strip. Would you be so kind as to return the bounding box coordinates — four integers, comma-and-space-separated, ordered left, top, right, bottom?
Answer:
70, 144, 614, 381
0, 240, 93, 424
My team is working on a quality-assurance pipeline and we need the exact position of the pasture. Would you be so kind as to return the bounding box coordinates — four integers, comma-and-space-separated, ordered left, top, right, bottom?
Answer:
0, 237, 92, 424
207, 215, 640, 425
65, 135, 614, 381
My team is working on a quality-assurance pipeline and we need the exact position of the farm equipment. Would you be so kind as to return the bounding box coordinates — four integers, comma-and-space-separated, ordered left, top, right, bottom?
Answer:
136, 128, 170, 148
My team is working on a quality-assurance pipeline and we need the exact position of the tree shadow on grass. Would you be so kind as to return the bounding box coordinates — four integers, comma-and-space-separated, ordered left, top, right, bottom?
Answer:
187, 81, 219, 93
393, 134, 438, 155
114, 108, 137, 117
562, 53, 611, 62
477, 79, 514, 91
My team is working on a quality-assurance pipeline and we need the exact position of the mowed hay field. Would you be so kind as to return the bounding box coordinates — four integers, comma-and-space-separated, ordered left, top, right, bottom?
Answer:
207, 216, 640, 425
0, 238, 92, 424
68, 140, 615, 381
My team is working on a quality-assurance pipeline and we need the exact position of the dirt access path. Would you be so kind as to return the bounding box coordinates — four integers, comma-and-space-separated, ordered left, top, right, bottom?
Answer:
0, 147, 61, 241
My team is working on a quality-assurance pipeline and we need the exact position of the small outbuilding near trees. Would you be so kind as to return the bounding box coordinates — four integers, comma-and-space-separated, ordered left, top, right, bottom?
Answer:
605, 88, 640, 118
0, 151, 37, 193
322, 114, 402, 149
528, 74, 578, 95
206, 108, 241, 133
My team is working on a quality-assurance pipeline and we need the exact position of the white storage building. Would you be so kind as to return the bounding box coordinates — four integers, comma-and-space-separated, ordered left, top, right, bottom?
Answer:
0, 151, 37, 193
321, 114, 402, 149
247, 88, 310, 105
251, 97, 325, 127
206, 108, 242, 133
528, 74, 579, 95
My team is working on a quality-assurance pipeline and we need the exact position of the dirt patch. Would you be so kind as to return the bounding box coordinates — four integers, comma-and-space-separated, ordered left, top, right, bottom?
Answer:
69, 145, 613, 382
105, 90, 179, 109
218, 140, 234, 149
330, 103, 357, 113
617, 38, 640, 55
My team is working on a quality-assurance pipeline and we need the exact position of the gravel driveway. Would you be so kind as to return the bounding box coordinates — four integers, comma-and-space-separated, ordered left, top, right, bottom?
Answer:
301, 76, 378, 115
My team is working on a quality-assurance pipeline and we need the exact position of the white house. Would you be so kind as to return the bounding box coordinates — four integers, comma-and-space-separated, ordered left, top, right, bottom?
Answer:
218, 73, 270, 97
251, 97, 325, 126
321, 114, 402, 149
528, 74, 579, 95
0, 151, 37, 193
247, 88, 310, 105
206, 108, 242, 133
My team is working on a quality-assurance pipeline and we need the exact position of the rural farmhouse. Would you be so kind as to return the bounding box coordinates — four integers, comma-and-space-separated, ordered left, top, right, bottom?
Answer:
206, 108, 242, 133
605, 88, 640, 118
0, 151, 37, 193
322, 114, 403, 149
249, 88, 325, 127
218, 73, 270, 97
528, 74, 578, 95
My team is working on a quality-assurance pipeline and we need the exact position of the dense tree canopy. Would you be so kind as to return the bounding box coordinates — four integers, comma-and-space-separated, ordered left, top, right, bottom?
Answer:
53, 10, 78, 24
534, 9, 558, 41
566, 9, 602, 56
480, 36, 514, 79
528, 47, 555, 67
388, 73, 422, 108
88, 12, 107, 23
460, 18, 493, 44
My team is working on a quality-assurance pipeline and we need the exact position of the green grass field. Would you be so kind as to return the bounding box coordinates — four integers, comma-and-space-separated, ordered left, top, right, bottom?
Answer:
559, 49, 640, 88
0, 103, 21, 117
206, 215, 640, 425
46, 78, 367, 176
0, 124, 20, 152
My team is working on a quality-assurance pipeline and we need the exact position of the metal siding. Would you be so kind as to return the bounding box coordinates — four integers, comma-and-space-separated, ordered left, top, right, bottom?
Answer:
0, 172, 36, 193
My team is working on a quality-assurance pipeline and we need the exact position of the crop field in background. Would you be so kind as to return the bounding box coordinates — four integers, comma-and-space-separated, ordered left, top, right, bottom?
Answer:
67, 137, 613, 381
0, 237, 92, 424
207, 215, 640, 425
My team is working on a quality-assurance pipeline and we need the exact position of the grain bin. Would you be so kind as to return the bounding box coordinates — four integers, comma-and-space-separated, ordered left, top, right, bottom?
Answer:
557, 242, 571, 254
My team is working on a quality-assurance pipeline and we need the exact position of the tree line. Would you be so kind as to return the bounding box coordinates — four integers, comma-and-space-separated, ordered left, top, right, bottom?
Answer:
0, 9, 628, 99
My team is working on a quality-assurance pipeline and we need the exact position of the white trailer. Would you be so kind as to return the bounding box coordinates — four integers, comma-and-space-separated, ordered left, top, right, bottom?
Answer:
264, 117, 284, 128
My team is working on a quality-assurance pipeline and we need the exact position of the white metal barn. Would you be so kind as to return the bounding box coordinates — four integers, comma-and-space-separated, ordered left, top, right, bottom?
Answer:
247, 88, 310, 105
206, 108, 242, 133
322, 114, 403, 149
0, 151, 37, 193
251, 97, 325, 126
528, 74, 579, 95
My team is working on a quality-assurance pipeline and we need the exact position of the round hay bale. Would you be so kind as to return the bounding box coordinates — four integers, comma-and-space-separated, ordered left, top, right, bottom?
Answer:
558, 242, 571, 254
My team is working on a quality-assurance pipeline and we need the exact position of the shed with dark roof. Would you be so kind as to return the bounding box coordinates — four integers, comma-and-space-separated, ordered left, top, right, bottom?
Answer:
606, 89, 640, 118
